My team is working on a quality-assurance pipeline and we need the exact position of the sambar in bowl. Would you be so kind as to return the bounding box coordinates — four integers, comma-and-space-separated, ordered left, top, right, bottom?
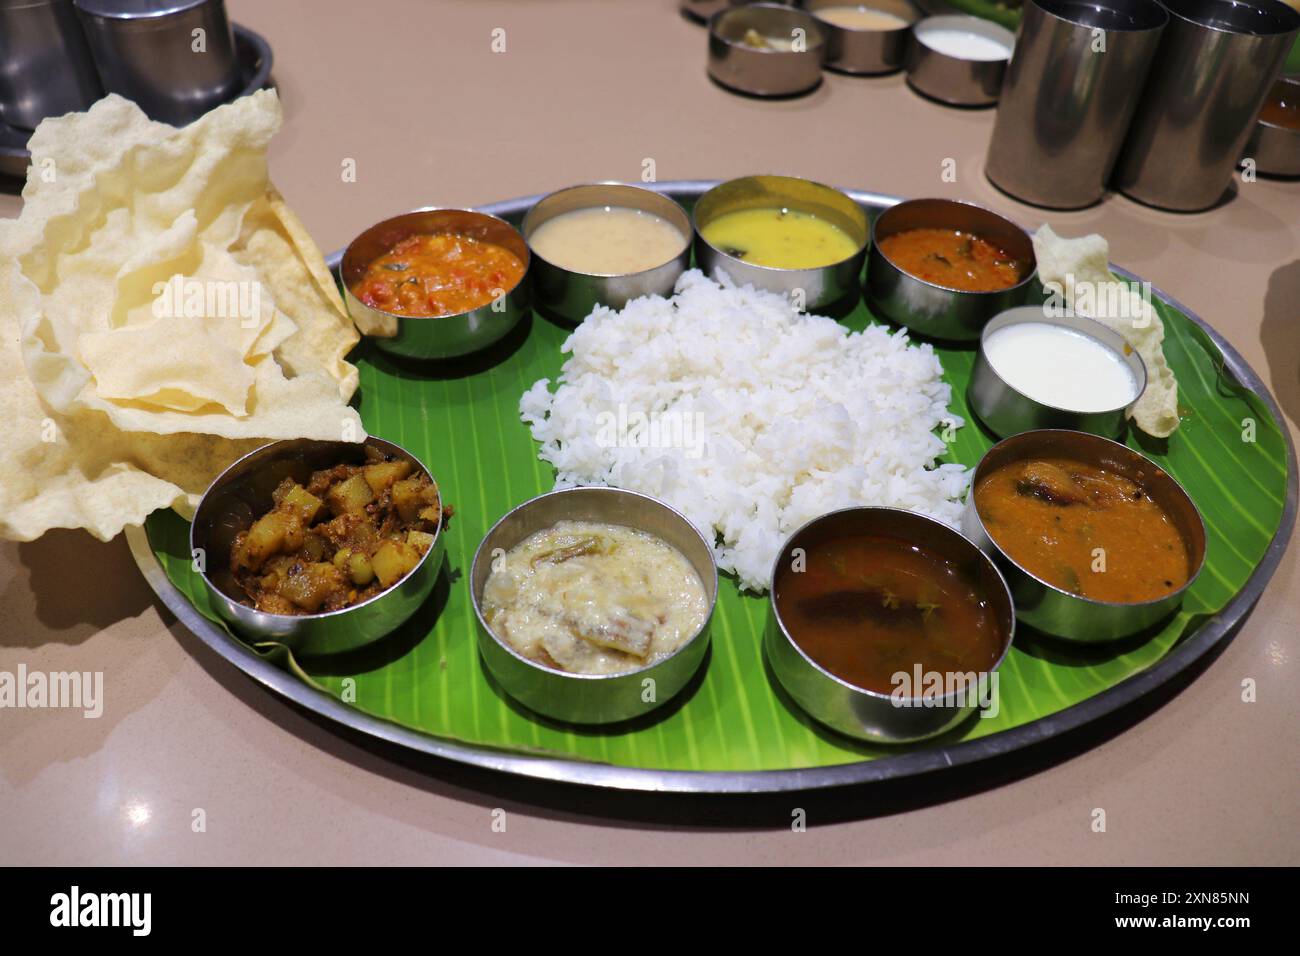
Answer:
962, 430, 1206, 642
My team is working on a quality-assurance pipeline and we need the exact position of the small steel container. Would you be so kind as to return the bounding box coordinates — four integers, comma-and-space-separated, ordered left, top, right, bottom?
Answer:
707, 2, 828, 96
765, 507, 1015, 745
865, 197, 1036, 341
962, 429, 1207, 643
191, 437, 446, 657
341, 208, 530, 361
803, 0, 921, 75
74, 0, 240, 126
0, 0, 102, 130
693, 174, 869, 310
470, 487, 718, 725
906, 14, 1015, 106
520, 182, 691, 323
1244, 76, 1300, 178
968, 306, 1147, 440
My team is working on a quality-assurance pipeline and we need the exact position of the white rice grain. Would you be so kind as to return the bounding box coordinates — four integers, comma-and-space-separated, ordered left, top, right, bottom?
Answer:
519, 269, 969, 591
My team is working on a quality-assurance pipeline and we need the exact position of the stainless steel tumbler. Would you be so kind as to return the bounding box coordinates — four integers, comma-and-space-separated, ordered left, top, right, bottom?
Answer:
1114, 0, 1300, 212
0, 0, 103, 130
74, 0, 238, 126
985, 0, 1168, 209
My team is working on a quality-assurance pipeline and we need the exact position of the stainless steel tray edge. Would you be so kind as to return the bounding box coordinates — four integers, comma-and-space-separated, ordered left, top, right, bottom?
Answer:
126, 180, 1298, 794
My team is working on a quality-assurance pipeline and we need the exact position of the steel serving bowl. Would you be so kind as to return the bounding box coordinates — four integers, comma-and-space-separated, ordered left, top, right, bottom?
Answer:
865, 197, 1036, 340
803, 0, 921, 75
968, 305, 1148, 440
905, 14, 1015, 106
693, 173, 869, 310
519, 182, 692, 323
707, 2, 828, 96
765, 507, 1016, 744
341, 208, 530, 360
470, 487, 718, 725
190, 437, 445, 656
961, 429, 1207, 643
1244, 76, 1300, 178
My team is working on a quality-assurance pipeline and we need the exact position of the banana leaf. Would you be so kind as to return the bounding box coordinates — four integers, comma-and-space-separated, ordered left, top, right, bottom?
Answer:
145, 246, 1289, 772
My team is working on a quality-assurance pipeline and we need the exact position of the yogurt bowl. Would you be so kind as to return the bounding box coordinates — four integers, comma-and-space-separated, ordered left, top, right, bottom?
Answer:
968, 306, 1148, 439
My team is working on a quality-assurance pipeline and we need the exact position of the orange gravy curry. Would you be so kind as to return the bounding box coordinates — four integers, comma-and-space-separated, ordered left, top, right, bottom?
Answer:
974, 457, 1191, 604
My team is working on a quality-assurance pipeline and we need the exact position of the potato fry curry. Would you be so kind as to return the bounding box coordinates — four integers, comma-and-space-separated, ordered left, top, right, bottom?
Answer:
974, 457, 1191, 604
230, 449, 448, 615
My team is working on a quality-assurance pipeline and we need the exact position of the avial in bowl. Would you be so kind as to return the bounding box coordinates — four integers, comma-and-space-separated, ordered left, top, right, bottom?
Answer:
470, 487, 718, 725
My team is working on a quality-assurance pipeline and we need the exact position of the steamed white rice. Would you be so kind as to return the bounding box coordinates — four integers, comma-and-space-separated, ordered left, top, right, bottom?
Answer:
519, 269, 970, 592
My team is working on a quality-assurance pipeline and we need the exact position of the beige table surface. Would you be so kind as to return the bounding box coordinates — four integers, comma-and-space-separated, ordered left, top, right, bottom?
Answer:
1, 0, 1297, 866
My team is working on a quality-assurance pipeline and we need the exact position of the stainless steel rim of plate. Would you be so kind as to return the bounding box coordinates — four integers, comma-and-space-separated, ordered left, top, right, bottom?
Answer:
126, 180, 1299, 794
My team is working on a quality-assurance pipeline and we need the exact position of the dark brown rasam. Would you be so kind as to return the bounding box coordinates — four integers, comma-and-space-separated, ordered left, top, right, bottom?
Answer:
773, 533, 1004, 695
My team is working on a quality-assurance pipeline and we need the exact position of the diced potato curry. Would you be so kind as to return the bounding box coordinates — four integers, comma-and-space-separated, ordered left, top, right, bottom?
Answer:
230, 448, 448, 615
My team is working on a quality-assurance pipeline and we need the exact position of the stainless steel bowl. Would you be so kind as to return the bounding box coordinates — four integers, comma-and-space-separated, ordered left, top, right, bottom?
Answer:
707, 2, 828, 96
905, 14, 1015, 106
341, 208, 530, 360
190, 437, 445, 656
961, 429, 1207, 643
693, 174, 869, 310
765, 507, 1015, 744
470, 487, 718, 725
968, 306, 1148, 440
803, 0, 921, 75
865, 197, 1036, 340
1245, 76, 1300, 178
520, 182, 691, 323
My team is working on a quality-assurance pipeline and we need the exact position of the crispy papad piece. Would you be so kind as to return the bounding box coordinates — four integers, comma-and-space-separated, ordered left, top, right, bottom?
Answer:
0, 90, 364, 541
1033, 224, 1180, 438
